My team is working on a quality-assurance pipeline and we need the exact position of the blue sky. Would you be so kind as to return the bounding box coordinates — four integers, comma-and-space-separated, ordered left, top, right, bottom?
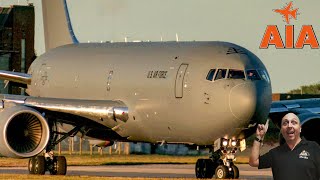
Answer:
1, 0, 320, 93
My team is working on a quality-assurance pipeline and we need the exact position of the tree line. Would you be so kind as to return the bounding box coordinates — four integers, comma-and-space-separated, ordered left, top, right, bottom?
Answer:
288, 83, 320, 94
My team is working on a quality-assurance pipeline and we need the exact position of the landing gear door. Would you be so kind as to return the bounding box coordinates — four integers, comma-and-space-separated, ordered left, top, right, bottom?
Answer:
175, 64, 188, 98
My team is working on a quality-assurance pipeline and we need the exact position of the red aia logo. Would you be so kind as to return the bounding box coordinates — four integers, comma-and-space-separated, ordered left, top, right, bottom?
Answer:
274, 1, 298, 24
260, 2, 319, 49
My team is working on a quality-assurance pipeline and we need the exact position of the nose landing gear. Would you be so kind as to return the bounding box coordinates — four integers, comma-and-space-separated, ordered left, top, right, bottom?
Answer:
195, 153, 239, 179
214, 162, 239, 179
195, 138, 245, 179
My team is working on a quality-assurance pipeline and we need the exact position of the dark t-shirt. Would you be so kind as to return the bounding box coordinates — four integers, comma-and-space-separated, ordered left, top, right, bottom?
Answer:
259, 138, 320, 180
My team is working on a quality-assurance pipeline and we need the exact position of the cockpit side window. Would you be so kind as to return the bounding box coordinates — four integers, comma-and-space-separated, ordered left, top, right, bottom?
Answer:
228, 69, 245, 79
258, 69, 271, 83
206, 69, 216, 81
215, 69, 227, 80
246, 70, 261, 80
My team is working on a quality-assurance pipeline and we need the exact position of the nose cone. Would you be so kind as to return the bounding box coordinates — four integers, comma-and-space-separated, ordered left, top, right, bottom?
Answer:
229, 83, 257, 121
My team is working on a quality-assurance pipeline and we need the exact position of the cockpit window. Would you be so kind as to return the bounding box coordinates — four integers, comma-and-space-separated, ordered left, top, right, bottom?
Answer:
246, 70, 261, 80
215, 69, 227, 80
258, 69, 271, 83
206, 69, 216, 81
228, 69, 245, 79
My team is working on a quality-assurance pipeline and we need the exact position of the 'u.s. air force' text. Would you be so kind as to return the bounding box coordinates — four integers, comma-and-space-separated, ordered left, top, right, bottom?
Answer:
147, 71, 168, 78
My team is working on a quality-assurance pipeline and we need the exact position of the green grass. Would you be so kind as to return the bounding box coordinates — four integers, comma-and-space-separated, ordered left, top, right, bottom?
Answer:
0, 154, 252, 179
0, 175, 197, 180
0, 154, 249, 167
66, 154, 203, 166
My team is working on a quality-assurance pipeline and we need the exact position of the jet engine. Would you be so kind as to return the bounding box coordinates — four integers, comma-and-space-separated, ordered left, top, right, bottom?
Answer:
299, 113, 320, 144
0, 105, 50, 158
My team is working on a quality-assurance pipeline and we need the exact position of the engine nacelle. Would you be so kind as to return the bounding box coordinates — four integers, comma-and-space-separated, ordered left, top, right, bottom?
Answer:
0, 105, 50, 158
298, 113, 320, 144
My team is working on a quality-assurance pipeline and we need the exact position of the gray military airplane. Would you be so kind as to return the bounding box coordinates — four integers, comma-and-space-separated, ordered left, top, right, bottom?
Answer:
0, 0, 319, 179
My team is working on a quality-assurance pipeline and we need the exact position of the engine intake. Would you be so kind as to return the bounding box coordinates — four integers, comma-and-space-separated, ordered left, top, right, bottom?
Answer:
0, 106, 50, 158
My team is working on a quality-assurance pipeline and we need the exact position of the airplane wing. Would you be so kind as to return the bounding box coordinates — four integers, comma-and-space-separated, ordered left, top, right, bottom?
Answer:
270, 98, 320, 125
0, 70, 31, 88
0, 70, 31, 84
0, 94, 128, 158
269, 98, 320, 143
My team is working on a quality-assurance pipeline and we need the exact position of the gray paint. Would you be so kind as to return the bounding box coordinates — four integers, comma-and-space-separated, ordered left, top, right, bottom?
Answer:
22, 41, 272, 145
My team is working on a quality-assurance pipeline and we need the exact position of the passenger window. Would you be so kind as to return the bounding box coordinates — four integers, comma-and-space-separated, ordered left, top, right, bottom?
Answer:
228, 69, 245, 79
206, 69, 216, 81
215, 69, 227, 80
246, 70, 261, 80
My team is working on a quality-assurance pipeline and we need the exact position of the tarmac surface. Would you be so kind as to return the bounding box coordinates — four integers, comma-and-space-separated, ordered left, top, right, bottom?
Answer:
0, 164, 272, 179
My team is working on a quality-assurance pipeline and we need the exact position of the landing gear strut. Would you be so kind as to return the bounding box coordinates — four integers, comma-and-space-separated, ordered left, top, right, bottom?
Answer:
28, 121, 85, 175
195, 138, 245, 179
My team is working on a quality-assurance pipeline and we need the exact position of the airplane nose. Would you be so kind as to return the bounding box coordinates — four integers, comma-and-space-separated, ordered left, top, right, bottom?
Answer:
229, 83, 257, 121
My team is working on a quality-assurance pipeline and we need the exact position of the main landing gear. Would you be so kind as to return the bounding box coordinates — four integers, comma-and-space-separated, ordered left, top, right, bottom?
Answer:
195, 138, 245, 179
28, 152, 67, 175
28, 121, 85, 175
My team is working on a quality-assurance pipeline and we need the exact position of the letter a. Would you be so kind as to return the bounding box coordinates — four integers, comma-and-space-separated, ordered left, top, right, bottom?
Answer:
260, 25, 284, 49
296, 25, 319, 49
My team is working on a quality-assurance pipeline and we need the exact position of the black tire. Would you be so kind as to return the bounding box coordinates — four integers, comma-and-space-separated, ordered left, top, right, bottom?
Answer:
28, 157, 35, 174
34, 156, 45, 175
195, 159, 205, 178
195, 159, 214, 179
204, 159, 214, 178
231, 164, 239, 179
215, 165, 229, 179
56, 156, 67, 175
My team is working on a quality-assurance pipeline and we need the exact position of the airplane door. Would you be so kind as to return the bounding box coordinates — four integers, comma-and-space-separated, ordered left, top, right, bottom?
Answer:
175, 64, 188, 98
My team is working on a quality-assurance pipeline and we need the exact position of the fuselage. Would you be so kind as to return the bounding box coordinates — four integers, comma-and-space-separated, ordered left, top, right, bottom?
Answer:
26, 41, 272, 145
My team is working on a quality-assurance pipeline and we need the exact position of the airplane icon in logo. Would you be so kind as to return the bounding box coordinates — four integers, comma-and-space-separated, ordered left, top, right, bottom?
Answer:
274, 1, 299, 24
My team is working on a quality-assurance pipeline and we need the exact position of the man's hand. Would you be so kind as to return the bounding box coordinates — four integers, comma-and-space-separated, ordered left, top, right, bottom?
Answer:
250, 123, 267, 167
256, 124, 267, 139
250, 121, 269, 167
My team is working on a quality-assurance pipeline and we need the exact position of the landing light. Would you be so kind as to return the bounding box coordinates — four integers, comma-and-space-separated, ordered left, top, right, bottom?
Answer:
222, 139, 228, 147
231, 140, 237, 147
